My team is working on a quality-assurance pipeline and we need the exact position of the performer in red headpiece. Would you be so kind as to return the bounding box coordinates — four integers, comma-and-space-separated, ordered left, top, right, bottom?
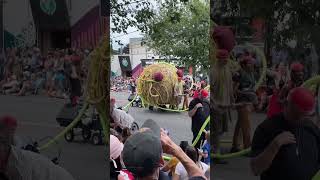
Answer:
210, 25, 236, 164
267, 62, 305, 118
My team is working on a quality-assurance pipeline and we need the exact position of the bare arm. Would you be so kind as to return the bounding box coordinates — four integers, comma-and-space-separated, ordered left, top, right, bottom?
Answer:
172, 173, 180, 180
188, 105, 198, 117
172, 173, 179, 180
161, 130, 206, 179
250, 140, 280, 175
251, 132, 296, 176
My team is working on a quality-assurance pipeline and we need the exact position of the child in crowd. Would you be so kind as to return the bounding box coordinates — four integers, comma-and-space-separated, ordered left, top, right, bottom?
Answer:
200, 130, 210, 165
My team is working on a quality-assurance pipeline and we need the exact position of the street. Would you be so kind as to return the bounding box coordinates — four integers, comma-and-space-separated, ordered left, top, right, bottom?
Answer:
213, 109, 265, 180
113, 91, 263, 180
0, 95, 107, 180
1, 92, 266, 180
111, 92, 193, 145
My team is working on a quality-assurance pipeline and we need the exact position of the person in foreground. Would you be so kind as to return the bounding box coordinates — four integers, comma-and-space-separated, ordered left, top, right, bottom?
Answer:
250, 87, 320, 180
188, 90, 210, 149
0, 116, 74, 180
120, 119, 207, 180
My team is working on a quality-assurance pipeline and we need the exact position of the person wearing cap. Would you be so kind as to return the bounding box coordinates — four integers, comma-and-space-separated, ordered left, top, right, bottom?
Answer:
188, 89, 210, 149
0, 116, 74, 180
211, 49, 235, 163
250, 87, 320, 180
120, 119, 207, 180
231, 55, 258, 153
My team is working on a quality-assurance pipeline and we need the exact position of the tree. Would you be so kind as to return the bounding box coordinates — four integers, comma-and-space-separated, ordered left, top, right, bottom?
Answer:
145, 0, 210, 71
221, 0, 320, 60
111, 0, 190, 33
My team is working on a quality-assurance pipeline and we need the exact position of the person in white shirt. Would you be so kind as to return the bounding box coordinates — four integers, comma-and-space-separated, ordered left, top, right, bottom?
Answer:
174, 145, 209, 180
110, 98, 135, 130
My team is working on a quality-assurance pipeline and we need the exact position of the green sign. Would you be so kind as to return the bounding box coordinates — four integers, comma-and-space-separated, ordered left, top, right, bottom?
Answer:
40, 0, 57, 15
122, 58, 129, 67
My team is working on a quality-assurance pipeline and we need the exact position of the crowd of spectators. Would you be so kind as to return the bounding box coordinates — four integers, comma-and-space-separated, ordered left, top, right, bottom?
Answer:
0, 47, 90, 103
111, 77, 133, 92
110, 119, 210, 180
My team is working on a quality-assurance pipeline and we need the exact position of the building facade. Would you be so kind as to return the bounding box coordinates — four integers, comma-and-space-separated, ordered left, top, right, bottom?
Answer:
111, 37, 160, 78
3, 0, 108, 52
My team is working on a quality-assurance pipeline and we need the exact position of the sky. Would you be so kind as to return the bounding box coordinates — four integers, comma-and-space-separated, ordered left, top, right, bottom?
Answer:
111, 26, 142, 50
110, 0, 158, 50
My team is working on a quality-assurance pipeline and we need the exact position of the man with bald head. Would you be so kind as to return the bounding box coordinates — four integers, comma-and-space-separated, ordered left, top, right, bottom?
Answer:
0, 116, 74, 180
251, 87, 320, 180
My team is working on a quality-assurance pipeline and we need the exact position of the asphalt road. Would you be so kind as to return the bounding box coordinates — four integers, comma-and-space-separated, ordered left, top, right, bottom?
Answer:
0, 95, 107, 180
112, 92, 265, 180
111, 91, 193, 145
1, 92, 267, 180
213, 110, 265, 180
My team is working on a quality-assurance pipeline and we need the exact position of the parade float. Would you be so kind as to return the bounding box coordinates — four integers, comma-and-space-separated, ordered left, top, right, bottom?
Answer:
135, 62, 185, 111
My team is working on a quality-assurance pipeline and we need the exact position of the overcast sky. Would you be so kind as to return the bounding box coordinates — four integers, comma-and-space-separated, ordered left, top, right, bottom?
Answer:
111, 26, 143, 50
110, 0, 158, 50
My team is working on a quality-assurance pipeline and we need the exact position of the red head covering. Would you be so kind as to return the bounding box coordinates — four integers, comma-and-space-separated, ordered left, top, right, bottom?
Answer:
287, 87, 315, 113
290, 62, 304, 72
200, 89, 209, 98
212, 26, 235, 53
0, 116, 17, 131
177, 70, 183, 77
154, 72, 164, 82
216, 49, 229, 61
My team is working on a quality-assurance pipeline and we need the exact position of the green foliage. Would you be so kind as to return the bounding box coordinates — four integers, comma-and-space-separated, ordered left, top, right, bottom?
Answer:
110, 0, 154, 33
225, 0, 320, 55
111, 0, 190, 33
145, 0, 210, 71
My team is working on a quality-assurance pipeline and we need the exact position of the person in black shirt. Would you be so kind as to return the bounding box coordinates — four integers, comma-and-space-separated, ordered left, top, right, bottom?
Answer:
188, 89, 210, 149
251, 87, 320, 180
